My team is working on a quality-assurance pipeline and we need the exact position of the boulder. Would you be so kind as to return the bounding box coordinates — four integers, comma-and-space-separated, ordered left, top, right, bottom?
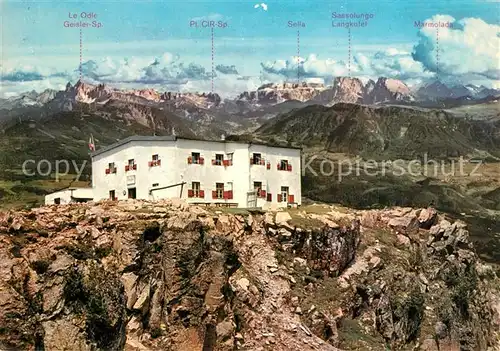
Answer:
418, 208, 438, 229
275, 212, 292, 225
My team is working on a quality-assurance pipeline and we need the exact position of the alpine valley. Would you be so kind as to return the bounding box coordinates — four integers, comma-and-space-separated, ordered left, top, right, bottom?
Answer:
1, 77, 499, 264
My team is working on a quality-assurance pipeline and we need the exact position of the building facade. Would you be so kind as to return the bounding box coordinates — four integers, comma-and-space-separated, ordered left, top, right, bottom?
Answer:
44, 187, 94, 205
90, 136, 301, 208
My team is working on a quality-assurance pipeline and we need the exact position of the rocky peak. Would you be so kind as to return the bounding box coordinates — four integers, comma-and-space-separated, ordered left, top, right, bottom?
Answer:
365, 77, 413, 104
238, 82, 327, 105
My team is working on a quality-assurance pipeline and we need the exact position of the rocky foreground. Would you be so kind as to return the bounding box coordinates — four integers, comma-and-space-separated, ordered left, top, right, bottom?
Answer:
0, 200, 499, 351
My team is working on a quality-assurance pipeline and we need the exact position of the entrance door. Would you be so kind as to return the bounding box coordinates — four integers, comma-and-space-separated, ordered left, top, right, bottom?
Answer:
128, 187, 137, 199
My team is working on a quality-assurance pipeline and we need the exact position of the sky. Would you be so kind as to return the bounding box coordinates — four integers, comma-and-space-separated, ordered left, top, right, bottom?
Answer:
1, 0, 499, 97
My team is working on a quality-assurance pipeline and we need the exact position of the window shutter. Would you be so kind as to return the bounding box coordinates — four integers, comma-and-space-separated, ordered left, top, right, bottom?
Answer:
188, 156, 192, 164
212, 159, 216, 165
288, 195, 295, 203
133, 164, 137, 170
266, 193, 272, 202
212, 190, 217, 199
157, 159, 161, 166
125, 165, 129, 171
223, 160, 229, 167
261, 190, 266, 198
188, 189, 194, 198
199, 157, 204, 165
277, 194, 282, 202
148, 161, 153, 167
266, 163, 271, 170
227, 190, 233, 199
277, 163, 280, 170
250, 158, 253, 165
287, 164, 292, 171
199, 190, 205, 198
223, 191, 228, 199
105, 169, 110, 174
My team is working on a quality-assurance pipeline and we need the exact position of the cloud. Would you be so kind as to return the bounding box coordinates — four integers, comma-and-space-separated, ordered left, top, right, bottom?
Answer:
215, 64, 239, 74
1, 69, 44, 82
412, 15, 500, 80
261, 54, 348, 83
254, 3, 268, 11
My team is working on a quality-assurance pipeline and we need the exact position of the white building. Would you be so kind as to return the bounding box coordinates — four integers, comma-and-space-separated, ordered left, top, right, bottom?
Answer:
89, 135, 302, 208
44, 187, 94, 205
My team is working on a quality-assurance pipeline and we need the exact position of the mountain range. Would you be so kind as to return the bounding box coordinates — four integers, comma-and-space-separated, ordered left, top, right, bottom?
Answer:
0, 75, 499, 214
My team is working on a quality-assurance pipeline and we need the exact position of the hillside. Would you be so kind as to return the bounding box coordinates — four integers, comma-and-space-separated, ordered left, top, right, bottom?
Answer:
0, 200, 498, 350
256, 103, 500, 160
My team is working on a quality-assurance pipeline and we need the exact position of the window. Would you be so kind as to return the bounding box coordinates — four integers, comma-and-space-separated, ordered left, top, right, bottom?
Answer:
107, 162, 117, 174
215, 154, 224, 165
128, 188, 137, 199
188, 152, 204, 165
280, 186, 289, 202
152, 183, 159, 187
252, 153, 262, 165
54, 198, 61, 205
126, 159, 137, 171
188, 182, 205, 198
149, 154, 161, 167
278, 160, 290, 171
216, 182, 224, 199
254, 181, 266, 198
212, 154, 224, 166
109, 190, 116, 200
192, 182, 200, 197
192, 152, 200, 163
224, 153, 233, 166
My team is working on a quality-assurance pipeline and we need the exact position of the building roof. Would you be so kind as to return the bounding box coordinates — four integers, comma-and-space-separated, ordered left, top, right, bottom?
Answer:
90, 135, 301, 157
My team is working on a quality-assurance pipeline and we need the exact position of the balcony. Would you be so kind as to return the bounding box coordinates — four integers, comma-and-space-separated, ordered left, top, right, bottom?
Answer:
125, 164, 137, 171
149, 160, 161, 167
258, 189, 267, 198
105, 168, 117, 174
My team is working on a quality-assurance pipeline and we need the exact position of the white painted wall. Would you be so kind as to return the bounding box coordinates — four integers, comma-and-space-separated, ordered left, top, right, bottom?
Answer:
91, 138, 301, 208
44, 188, 94, 205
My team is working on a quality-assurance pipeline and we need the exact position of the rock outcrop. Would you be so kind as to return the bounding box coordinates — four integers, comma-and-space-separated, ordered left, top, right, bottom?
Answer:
0, 201, 498, 350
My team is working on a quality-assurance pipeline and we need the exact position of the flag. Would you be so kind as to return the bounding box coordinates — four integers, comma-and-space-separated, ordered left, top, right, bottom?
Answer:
88, 134, 95, 151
